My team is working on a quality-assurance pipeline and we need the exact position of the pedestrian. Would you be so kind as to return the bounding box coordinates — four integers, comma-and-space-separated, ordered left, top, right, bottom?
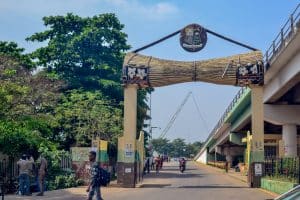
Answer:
150, 156, 155, 170
27, 155, 35, 194
225, 161, 229, 173
155, 156, 161, 174
36, 154, 48, 196
86, 151, 103, 200
160, 156, 163, 169
17, 154, 33, 196
145, 157, 150, 174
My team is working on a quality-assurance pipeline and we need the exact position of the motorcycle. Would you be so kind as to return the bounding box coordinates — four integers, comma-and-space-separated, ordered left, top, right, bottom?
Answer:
179, 159, 186, 173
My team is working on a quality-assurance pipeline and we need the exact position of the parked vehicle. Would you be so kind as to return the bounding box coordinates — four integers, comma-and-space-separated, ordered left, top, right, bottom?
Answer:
274, 185, 300, 200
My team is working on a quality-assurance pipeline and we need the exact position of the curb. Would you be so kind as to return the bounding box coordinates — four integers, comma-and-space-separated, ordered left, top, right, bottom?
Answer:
258, 188, 279, 198
194, 161, 248, 183
195, 161, 279, 198
226, 173, 248, 183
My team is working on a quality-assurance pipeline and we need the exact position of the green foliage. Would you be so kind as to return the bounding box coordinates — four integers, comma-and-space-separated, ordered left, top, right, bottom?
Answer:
27, 13, 130, 100
0, 56, 63, 120
266, 157, 299, 183
151, 138, 203, 158
48, 173, 78, 190
26, 12, 151, 152
37, 148, 79, 190
0, 41, 35, 69
0, 55, 62, 157
53, 89, 123, 149
0, 120, 55, 157
0, 12, 151, 172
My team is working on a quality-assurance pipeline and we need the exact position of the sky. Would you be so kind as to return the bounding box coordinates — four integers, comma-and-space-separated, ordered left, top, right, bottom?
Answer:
0, 0, 299, 143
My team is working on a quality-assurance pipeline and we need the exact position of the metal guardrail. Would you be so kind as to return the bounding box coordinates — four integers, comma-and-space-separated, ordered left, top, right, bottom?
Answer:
202, 3, 300, 149
200, 87, 248, 151
264, 3, 300, 68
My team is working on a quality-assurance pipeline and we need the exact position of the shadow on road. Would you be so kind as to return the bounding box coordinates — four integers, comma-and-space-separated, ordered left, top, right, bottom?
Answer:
143, 172, 203, 179
178, 185, 248, 189
140, 184, 172, 188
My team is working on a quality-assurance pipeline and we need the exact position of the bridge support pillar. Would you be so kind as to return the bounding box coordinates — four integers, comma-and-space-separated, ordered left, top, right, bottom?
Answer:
117, 84, 138, 188
283, 124, 297, 157
248, 86, 265, 188
250, 86, 264, 163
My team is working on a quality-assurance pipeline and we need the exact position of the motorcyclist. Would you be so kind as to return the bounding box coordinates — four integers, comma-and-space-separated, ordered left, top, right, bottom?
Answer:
179, 157, 186, 173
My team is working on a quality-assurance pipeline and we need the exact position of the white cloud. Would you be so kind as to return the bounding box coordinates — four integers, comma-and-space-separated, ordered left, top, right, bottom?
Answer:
106, 0, 179, 20
0, 0, 178, 21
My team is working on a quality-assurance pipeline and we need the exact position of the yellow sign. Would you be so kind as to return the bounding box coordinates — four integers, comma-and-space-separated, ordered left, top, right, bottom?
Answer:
99, 140, 108, 151
92, 138, 108, 151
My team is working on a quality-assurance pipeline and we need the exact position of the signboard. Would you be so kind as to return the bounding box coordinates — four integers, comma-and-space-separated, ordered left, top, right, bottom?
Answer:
71, 147, 91, 162
237, 61, 264, 86
122, 66, 149, 86
254, 163, 262, 176
125, 143, 134, 158
180, 24, 207, 52
125, 168, 132, 173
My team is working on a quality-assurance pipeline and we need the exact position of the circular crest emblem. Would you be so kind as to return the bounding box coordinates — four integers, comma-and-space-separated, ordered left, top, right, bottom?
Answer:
180, 24, 207, 52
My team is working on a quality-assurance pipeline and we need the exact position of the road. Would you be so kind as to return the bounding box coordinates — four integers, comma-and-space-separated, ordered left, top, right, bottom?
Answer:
107, 161, 274, 200
6, 161, 275, 200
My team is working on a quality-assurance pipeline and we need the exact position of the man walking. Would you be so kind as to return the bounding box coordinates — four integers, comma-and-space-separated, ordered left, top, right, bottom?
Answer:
17, 154, 33, 195
86, 151, 103, 200
36, 155, 47, 196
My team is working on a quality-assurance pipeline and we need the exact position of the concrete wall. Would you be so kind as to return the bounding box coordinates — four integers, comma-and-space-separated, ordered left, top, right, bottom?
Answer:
196, 149, 207, 164
261, 178, 297, 194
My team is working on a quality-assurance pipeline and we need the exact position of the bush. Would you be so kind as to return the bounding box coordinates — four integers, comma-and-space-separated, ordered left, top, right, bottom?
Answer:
47, 173, 78, 190
37, 148, 81, 190
76, 179, 85, 186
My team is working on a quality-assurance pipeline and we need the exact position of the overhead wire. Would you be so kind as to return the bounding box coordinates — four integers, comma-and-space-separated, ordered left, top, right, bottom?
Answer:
158, 91, 210, 139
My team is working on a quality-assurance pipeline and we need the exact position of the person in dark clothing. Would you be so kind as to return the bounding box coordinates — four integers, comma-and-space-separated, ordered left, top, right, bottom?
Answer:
86, 151, 103, 200
145, 157, 150, 174
36, 155, 47, 196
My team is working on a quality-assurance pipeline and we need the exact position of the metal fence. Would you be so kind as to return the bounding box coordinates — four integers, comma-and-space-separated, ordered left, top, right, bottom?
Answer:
0, 154, 72, 194
264, 3, 300, 68
0, 158, 18, 194
0, 158, 18, 181
60, 154, 72, 171
264, 157, 300, 183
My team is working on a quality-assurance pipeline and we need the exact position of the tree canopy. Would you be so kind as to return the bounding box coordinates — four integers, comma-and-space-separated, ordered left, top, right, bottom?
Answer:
0, 13, 151, 159
26, 13, 130, 101
151, 138, 203, 158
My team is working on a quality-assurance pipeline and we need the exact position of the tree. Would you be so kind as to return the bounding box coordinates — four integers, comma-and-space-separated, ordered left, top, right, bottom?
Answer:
150, 137, 203, 158
53, 89, 123, 149
0, 41, 35, 69
26, 13, 130, 102
0, 54, 62, 157
0, 56, 63, 120
151, 138, 170, 155
27, 13, 150, 152
0, 120, 56, 158
171, 138, 187, 157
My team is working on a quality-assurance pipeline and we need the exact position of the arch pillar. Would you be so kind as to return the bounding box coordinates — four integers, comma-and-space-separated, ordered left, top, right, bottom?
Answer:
117, 84, 138, 187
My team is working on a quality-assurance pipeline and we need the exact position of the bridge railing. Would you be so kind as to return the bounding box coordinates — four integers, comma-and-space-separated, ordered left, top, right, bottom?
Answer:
204, 87, 248, 145
264, 3, 300, 69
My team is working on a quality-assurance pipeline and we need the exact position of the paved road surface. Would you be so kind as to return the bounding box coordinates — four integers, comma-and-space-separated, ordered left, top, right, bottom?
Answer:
6, 161, 275, 200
